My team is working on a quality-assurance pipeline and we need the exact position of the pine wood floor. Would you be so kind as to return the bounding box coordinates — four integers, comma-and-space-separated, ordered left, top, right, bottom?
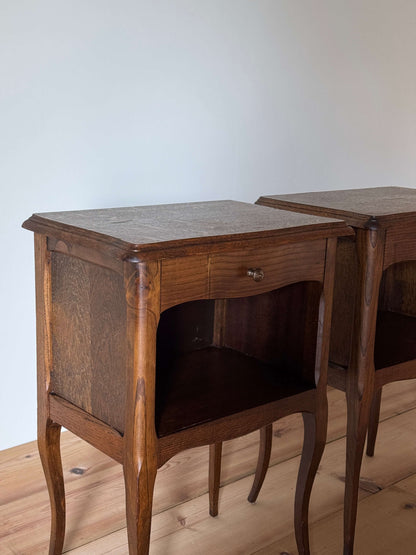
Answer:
1, 380, 416, 554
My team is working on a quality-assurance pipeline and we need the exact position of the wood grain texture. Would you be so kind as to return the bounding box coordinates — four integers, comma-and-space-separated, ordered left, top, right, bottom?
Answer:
49, 395, 123, 463
328, 236, 358, 369
209, 240, 325, 299
157, 391, 316, 467
221, 283, 321, 386
208, 443, 222, 517
384, 221, 416, 269
155, 347, 314, 438
23, 200, 350, 260
51, 252, 127, 433
379, 260, 416, 316
2, 381, 416, 554
263, 473, 416, 555
344, 226, 385, 555
34, 234, 66, 555
123, 260, 160, 555
257, 186, 416, 229
247, 425, 273, 503
256, 188, 416, 554
23, 200, 351, 555
48, 237, 123, 274
161, 255, 209, 311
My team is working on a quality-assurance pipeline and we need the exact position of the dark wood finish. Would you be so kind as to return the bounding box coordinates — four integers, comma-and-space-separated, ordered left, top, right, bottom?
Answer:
50, 252, 127, 432
258, 186, 416, 228
344, 225, 385, 555
247, 424, 273, 503
123, 259, 160, 555
34, 234, 66, 555
209, 240, 325, 298
155, 345, 313, 437
366, 388, 382, 457
257, 186, 416, 554
49, 395, 123, 463
161, 255, 209, 311
208, 443, 222, 517
295, 411, 328, 554
23, 201, 350, 554
23, 200, 348, 259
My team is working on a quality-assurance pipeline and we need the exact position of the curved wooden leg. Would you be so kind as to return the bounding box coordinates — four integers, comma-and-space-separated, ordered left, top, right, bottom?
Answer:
209, 443, 222, 517
248, 424, 273, 503
342, 226, 384, 554
343, 388, 373, 555
294, 409, 327, 555
366, 388, 382, 457
38, 418, 65, 555
124, 456, 157, 554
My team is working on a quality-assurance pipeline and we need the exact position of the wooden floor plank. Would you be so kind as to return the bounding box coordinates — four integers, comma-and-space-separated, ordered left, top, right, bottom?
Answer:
1, 379, 415, 554
257, 475, 416, 555
69, 404, 416, 554
68, 448, 357, 555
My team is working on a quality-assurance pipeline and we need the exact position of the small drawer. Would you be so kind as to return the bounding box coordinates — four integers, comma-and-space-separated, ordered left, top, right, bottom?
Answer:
161, 254, 209, 311
209, 240, 326, 299
384, 221, 416, 269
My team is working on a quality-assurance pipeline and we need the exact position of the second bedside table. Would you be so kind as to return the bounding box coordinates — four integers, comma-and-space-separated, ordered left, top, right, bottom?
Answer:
257, 186, 416, 554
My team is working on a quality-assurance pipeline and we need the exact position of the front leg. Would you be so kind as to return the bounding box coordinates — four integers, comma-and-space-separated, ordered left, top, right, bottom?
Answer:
124, 259, 160, 554
209, 442, 223, 517
294, 408, 327, 555
124, 448, 158, 554
38, 418, 65, 554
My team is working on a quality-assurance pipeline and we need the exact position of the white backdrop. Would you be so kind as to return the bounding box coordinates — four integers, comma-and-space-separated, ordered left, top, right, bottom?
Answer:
1, 0, 415, 449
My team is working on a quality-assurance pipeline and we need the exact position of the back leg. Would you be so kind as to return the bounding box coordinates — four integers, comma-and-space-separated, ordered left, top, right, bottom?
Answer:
366, 388, 382, 457
209, 442, 223, 516
248, 425, 273, 503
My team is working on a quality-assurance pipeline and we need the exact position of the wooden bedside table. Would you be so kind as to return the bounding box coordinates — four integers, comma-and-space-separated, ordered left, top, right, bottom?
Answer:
23, 200, 350, 554
257, 187, 416, 554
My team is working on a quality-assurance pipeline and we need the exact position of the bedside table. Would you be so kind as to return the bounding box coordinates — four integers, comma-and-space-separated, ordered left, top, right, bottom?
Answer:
257, 187, 416, 554
23, 200, 350, 554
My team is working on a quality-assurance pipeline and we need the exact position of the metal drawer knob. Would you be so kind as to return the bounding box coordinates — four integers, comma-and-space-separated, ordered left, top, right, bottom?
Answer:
247, 268, 265, 282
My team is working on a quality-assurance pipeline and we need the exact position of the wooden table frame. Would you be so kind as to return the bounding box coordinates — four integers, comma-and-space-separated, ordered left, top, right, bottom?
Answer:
257, 187, 416, 554
23, 201, 350, 554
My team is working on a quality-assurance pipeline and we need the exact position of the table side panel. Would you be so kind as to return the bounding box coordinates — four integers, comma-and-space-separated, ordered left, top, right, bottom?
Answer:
329, 236, 358, 369
50, 252, 127, 433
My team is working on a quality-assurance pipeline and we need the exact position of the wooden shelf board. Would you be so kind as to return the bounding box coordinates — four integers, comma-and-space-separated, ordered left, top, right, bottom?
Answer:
155, 346, 313, 437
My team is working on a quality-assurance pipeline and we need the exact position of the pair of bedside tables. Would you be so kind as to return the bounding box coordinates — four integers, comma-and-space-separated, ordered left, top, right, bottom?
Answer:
23, 187, 416, 554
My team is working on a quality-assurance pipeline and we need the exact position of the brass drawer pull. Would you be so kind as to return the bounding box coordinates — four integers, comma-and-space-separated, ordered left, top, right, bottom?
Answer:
247, 268, 265, 282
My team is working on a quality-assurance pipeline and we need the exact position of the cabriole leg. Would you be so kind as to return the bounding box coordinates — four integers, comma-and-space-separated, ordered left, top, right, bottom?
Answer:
38, 418, 65, 554
294, 409, 327, 555
248, 424, 273, 503
209, 442, 223, 517
366, 387, 382, 457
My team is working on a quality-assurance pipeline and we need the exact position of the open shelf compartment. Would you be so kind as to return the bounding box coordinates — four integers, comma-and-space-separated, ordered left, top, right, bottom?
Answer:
155, 282, 322, 438
375, 260, 416, 370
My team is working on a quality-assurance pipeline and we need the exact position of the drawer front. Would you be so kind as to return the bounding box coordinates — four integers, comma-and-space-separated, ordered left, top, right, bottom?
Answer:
161, 254, 209, 311
384, 222, 416, 269
209, 240, 327, 299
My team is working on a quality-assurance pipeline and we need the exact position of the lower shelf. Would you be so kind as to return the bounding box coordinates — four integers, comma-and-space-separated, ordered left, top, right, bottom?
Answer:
155, 346, 313, 438
375, 310, 416, 369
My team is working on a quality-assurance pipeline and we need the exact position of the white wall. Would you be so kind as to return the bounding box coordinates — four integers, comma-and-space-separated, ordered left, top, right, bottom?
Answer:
1, 1, 415, 450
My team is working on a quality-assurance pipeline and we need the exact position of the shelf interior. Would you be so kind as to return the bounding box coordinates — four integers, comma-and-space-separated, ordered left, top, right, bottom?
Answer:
375, 310, 416, 369
155, 346, 312, 437
155, 283, 321, 438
